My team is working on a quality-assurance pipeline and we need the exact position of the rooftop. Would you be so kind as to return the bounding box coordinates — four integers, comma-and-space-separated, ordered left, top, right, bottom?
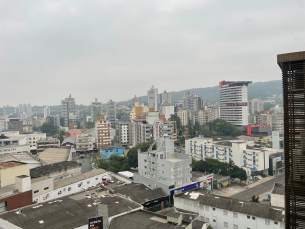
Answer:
54, 169, 106, 189
109, 210, 193, 229
176, 192, 285, 222
30, 161, 81, 178
272, 183, 285, 195
113, 183, 168, 205
37, 138, 59, 143
38, 148, 70, 165
0, 153, 41, 166
270, 152, 284, 158
0, 161, 26, 170
61, 137, 76, 145
0, 191, 141, 229
157, 208, 198, 223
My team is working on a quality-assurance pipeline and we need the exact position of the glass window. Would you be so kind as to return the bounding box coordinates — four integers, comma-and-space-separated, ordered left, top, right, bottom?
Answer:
233, 225, 238, 229
224, 222, 228, 228
265, 219, 270, 225
205, 206, 209, 211
34, 190, 39, 193
233, 212, 238, 218
44, 187, 49, 190
247, 215, 250, 219
223, 210, 228, 216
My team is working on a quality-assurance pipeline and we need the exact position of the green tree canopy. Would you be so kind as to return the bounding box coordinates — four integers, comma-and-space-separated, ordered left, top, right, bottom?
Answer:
41, 123, 58, 135
127, 141, 155, 168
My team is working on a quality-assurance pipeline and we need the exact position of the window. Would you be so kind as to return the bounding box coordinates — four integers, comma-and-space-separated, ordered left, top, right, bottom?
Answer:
223, 210, 228, 216
274, 221, 278, 225
44, 187, 49, 190
247, 215, 250, 219
265, 219, 270, 225
252, 216, 255, 220
205, 217, 209, 223
224, 222, 228, 228
233, 225, 238, 229
87, 181, 90, 184
205, 206, 209, 211
213, 219, 216, 222
34, 190, 39, 193
58, 191, 62, 195
68, 187, 71, 191
233, 212, 238, 218
280, 222, 284, 228
96, 177, 98, 180
213, 207, 215, 211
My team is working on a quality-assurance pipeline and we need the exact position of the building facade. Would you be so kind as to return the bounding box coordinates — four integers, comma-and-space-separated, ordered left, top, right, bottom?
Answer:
76, 132, 94, 152
147, 85, 158, 112
115, 122, 132, 146
91, 98, 102, 122
44, 106, 50, 119
7, 119, 23, 133
183, 91, 205, 112
161, 104, 174, 121
177, 109, 189, 126
248, 99, 264, 115
278, 51, 305, 228
160, 90, 171, 105
107, 100, 116, 124
134, 136, 192, 194
95, 119, 111, 148
61, 95, 76, 127
219, 81, 251, 126
101, 147, 124, 159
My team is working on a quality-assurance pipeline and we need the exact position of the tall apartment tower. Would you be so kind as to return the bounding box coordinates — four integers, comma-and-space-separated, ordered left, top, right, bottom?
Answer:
249, 99, 264, 115
91, 98, 102, 122
107, 100, 116, 124
160, 90, 171, 105
183, 91, 204, 112
44, 106, 50, 119
61, 95, 76, 127
219, 81, 252, 126
278, 51, 305, 228
95, 119, 111, 148
147, 85, 158, 111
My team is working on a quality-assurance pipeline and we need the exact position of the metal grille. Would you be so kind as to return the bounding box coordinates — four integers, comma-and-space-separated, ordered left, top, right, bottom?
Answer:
279, 52, 305, 228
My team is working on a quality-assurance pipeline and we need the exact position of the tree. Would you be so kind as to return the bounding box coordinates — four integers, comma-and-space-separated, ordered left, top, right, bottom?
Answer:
41, 123, 58, 135
169, 114, 181, 131
86, 122, 95, 129
250, 195, 259, 202
127, 141, 155, 168
57, 129, 66, 144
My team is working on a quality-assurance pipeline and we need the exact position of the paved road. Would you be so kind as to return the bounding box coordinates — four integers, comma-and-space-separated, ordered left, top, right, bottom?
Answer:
230, 174, 284, 202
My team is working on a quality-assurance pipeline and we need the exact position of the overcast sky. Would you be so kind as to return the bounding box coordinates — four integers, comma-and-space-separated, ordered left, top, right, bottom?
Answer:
1, 0, 304, 106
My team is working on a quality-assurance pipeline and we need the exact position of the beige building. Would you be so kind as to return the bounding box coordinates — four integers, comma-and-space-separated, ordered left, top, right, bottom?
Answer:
177, 109, 189, 126
31, 176, 54, 199
95, 119, 111, 148
38, 147, 71, 165
0, 161, 30, 187
129, 102, 148, 120
198, 109, 212, 125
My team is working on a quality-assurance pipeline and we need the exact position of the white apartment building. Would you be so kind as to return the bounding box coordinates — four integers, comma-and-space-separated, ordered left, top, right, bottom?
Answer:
185, 136, 271, 175
32, 169, 108, 204
160, 90, 171, 105
219, 81, 252, 126
174, 192, 285, 229
95, 119, 111, 148
198, 109, 212, 125
44, 106, 50, 119
116, 122, 132, 146
134, 136, 192, 194
0, 144, 30, 155
26, 133, 47, 151
177, 109, 189, 126
61, 95, 76, 127
161, 104, 174, 120
0, 134, 27, 147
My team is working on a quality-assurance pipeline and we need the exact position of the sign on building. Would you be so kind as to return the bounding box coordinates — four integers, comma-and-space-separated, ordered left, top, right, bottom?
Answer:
88, 216, 103, 229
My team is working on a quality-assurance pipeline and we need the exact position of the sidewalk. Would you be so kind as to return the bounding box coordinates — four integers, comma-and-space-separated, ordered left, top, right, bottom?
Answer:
246, 176, 276, 189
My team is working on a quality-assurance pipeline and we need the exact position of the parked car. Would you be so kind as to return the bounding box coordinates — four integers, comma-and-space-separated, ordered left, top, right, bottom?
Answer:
107, 180, 114, 183
103, 181, 108, 185
102, 177, 107, 181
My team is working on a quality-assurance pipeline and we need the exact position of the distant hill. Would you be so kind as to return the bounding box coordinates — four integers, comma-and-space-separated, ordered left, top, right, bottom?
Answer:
120, 80, 282, 105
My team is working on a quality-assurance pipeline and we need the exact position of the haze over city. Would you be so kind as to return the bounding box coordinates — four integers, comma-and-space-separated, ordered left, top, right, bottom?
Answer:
1, 0, 305, 106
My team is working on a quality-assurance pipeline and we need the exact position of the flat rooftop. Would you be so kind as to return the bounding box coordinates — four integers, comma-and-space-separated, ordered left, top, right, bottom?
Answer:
176, 192, 285, 222
0, 191, 141, 229
272, 183, 285, 195
30, 161, 81, 178
38, 148, 70, 165
113, 183, 168, 205
0, 161, 25, 170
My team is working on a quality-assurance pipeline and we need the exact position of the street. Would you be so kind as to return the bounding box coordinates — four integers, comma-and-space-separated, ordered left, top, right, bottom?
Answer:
230, 174, 284, 202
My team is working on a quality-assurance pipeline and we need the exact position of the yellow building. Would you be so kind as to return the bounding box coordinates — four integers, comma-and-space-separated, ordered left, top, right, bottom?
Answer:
177, 109, 189, 126
129, 102, 148, 120
0, 161, 30, 187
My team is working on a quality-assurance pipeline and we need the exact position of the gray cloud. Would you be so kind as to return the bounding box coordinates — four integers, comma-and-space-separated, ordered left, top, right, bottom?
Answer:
0, 0, 304, 106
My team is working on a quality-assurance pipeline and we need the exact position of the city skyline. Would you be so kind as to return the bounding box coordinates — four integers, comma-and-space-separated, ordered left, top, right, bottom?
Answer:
0, 0, 304, 105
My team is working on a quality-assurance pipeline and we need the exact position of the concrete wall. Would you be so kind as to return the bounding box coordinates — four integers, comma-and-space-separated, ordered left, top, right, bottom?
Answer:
32, 177, 54, 198
33, 172, 109, 203
174, 196, 284, 229
49, 165, 82, 182
0, 164, 30, 187
271, 194, 284, 208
